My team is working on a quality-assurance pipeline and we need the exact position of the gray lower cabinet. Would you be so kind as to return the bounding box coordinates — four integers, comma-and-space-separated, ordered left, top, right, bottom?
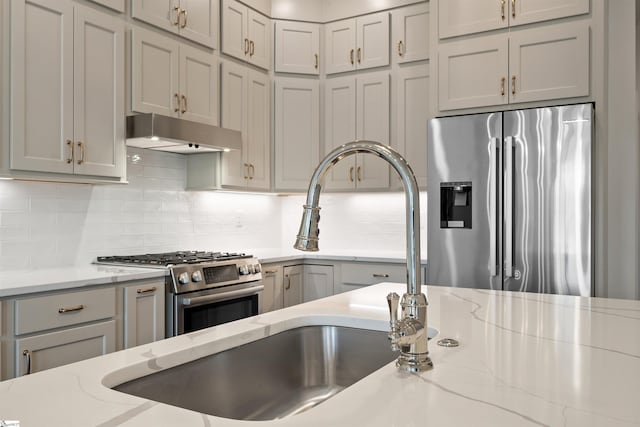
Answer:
282, 264, 334, 307
334, 261, 427, 294
15, 320, 115, 377
262, 264, 284, 312
283, 265, 304, 308
122, 279, 165, 348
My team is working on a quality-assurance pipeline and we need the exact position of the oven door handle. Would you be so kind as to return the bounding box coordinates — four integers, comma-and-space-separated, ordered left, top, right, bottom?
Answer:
181, 284, 264, 306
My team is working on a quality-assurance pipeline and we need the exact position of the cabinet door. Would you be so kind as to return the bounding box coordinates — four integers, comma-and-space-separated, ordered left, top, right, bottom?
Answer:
303, 265, 334, 302
274, 21, 320, 75
510, 0, 589, 27
246, 70, 271, 190
395, 64, 429, 188
438, 34, 508, 111
179, 45, 218, 125
247, 9, 270, 69
325, 18, 356, 75
274, 78, 320, 190
262, 265, 283, 312
73, 6, 125, 178
123, 283, 165, 348
356, 72, 390, 190
356, 12, 389, 71
10, 0, 75, 174
131, 28, 180, 117
15, 320, 115, 377
179, 0, 218, 48
221, 0, 247, 61
439, 0, 508, 39
392, 3, 430, 64
324, 77, 356, 190
283, 265, 303, 307
88, 0, 125, 13
509, 22, 589, 104
220, 61, 247, 187
131, 0, 178, 34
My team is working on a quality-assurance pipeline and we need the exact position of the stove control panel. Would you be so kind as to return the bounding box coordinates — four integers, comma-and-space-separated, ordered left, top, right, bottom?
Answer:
170, 257, 261, 294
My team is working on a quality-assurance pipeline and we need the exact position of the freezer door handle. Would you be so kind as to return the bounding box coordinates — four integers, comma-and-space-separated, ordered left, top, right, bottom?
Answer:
505, 136, 514, 278
489, 138, 499, 277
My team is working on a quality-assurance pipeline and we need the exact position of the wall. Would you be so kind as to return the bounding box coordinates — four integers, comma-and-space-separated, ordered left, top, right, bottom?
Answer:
0, 148, 420, 269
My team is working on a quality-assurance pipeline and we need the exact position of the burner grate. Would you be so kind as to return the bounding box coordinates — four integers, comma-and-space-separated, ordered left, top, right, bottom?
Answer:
97, 251, 249, 266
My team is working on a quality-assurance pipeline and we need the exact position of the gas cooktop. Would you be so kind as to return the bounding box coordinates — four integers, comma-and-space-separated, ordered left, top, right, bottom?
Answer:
96, 251, 251, 267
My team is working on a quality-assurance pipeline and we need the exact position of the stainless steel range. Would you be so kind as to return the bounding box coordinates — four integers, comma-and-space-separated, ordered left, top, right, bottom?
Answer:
97, 251, 263, 337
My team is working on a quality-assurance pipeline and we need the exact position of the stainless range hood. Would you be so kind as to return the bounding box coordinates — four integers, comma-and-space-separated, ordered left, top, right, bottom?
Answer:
126, 113, 242, 154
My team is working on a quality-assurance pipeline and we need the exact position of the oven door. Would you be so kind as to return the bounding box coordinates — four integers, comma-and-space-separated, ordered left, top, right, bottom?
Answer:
173, 281, 263, 335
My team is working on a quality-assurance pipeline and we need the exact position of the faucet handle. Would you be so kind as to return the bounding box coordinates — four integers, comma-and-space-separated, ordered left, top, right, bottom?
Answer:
387, 292, 400, 325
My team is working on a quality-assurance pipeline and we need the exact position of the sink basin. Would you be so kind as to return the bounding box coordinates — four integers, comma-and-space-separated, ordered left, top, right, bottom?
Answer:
114, 325, 437, 420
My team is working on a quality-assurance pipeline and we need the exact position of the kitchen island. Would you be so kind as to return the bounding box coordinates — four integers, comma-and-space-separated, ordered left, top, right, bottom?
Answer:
0, 282, 638, 426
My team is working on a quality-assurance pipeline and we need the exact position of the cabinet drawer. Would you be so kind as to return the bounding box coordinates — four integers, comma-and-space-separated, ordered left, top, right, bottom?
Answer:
341, 263, 407, 286
15, 288, 116, 335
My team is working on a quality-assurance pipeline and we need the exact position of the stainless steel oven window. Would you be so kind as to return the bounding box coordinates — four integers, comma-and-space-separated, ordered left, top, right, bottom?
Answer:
171, 281, 263, 336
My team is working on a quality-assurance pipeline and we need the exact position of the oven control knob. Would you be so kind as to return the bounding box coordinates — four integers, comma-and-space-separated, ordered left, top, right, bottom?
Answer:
192, 271, 203, 282
239, 265, 249, 275
178, 272, 190, 285
253, 264, 261, 273
248, 264, 256, 274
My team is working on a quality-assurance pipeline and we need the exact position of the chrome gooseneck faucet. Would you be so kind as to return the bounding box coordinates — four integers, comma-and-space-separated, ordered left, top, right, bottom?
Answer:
293, 140, 433, 372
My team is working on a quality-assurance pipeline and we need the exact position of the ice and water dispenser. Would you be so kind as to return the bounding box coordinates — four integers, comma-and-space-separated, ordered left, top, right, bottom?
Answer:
440, 182, 472, 229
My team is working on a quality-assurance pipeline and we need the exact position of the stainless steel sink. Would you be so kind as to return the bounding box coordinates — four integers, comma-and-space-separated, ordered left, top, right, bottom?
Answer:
113, 325, 437, 421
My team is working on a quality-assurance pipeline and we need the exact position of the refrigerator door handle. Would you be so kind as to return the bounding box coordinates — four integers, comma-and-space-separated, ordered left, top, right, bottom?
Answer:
505, 136, 514, 278
489, 138, 499, 277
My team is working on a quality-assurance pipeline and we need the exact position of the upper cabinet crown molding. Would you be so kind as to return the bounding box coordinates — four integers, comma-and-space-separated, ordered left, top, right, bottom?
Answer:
131, 0, 219, 49
221, 0, 270, 70
438, 0, 590, 39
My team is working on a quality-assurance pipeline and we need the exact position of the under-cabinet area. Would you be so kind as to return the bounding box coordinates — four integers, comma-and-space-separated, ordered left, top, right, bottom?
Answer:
0, 277, 164, 380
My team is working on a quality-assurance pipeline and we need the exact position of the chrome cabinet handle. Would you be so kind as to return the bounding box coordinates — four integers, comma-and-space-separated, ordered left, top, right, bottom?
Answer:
511, 75, 516, 95
357, 47, 361, 64
249, 40, 255, 57
58, 304, 84, 314
76, 141, 85, 165
350, 49, 354, 65
511, 0, 516, 18
249, 164, 254, 180
243, 163, 249, 179
181, 95, 187, 113
23, 350, 32, 375
501, 77, 506, 96
137, 286, 157, 294
314, 53, 319, 69
356, 166, 362, 181
173, 6, 181, 26
264, 269, 278, 274
174, 93, 180, 112
501, 0, 506, 20
181, 284, 264, 306
244, 38, 250, 54
285, 275, 291, 290
66, 140, 73, 164
349, 166, 354, 182
373, 273, 390, 278
180, 8, 188, 28
398, 40, 404, 57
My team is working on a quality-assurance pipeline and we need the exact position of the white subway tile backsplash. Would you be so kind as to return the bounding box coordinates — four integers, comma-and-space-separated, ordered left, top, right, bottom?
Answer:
0, 148, 427, 269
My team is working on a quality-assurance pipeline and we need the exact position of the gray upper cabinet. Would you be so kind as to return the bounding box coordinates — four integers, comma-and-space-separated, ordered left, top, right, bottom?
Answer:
10, 0, 125, 179
132, 0, 219, 49
392, 2, 430, 64
274, 20, 320, 75
221, 0, 270, 69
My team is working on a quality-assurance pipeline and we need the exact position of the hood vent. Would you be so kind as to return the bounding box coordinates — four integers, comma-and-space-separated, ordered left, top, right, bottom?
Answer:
126, 114, 242, 154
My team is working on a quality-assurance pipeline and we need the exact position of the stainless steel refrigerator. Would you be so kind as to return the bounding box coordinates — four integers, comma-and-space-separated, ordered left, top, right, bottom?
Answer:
427, 104, 593, 296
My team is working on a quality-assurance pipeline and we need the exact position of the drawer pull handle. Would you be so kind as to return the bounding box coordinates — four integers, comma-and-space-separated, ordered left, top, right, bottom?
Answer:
264, 269, 278, 274
173, 6, 181, 26
314, 53, 319, 69
350, 49, 354, 65
501, 0, 506, 20
511, 75, 516, 95
66, 140, 74, 164
373, 273, 390, 278
23, 350, 32, 375
356, 166, 362, 182
501, 77, 506, 96
137, 287, 157, 294
511, 0, 516, 18
398, 40, 404, 57
244, 38, 250, 55
181, 95, 187, 114
357, 47, 361, 64
249, 40, 255, 57
77, 141, 85, 165
58, 304, 84, 314
180, 8, 188, 28
174, 93, 180, 112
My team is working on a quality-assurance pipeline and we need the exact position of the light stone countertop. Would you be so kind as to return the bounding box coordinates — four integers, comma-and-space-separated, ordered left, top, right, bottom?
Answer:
0, 282, 639, 426
0, 265, 168, 298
